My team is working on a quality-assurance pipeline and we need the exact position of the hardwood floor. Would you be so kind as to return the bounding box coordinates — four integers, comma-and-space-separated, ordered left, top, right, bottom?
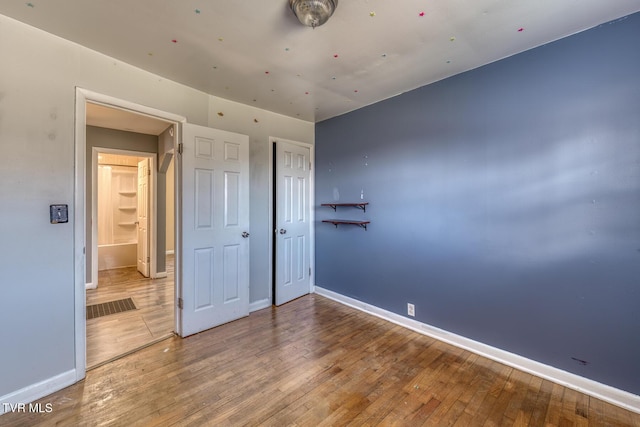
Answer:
3, 294, 638, 426
86, 256, 174, 368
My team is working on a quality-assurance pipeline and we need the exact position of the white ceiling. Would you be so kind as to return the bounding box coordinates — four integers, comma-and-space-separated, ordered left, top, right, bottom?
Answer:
2, 1, 639, 123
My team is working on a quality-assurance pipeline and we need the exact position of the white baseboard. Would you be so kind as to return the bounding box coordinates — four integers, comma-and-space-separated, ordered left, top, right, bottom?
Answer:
85, 282, 96, 290
166, 250, 174, 255
250, 298, 271, 313
314, 286, 640, 415
0, 369, 76, 415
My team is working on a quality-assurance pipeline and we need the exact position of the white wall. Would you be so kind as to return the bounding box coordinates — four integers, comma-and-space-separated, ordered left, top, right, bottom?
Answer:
0, 13, 313, 402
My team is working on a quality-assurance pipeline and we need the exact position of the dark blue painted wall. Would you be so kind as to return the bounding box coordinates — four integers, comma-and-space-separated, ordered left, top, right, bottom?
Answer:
315, 14, 640, 394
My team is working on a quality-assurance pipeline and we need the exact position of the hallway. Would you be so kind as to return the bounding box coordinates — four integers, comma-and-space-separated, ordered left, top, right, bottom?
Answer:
86, 255, 174, 368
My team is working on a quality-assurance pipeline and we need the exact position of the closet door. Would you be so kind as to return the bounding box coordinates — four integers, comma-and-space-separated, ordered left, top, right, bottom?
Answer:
274, 140, 311, 306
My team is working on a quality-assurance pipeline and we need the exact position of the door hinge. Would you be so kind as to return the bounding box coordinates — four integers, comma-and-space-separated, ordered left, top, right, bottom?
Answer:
147, 256, 150, 263
309, 267, 311, 276
178, 143, 183, 155
309, 161, 312, 171
178, 298, 184, 309
148, 168, 151, 176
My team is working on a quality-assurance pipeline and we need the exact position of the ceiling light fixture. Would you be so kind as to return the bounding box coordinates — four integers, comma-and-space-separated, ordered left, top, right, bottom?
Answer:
289, 0, 338, 29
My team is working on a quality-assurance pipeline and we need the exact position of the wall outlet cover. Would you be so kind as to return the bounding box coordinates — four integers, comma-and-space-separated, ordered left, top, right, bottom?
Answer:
407, 303, 415, 317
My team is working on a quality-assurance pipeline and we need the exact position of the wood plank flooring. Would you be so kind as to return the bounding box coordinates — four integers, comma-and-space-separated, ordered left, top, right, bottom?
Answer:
2, 294, 638, 426
86, 256, 174, 368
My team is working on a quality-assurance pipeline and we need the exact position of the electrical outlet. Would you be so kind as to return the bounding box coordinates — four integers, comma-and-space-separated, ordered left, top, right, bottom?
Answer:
407, 303, 415, 317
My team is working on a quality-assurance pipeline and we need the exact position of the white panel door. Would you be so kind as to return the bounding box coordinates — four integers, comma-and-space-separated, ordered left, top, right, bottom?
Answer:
275, 141, 311, 306
180, 123, 250, 337
136, 158, 150, 277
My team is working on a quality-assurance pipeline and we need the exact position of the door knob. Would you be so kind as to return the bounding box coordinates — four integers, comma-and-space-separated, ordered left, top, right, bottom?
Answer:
279, 229, 287, 234
242, 231, 250, 238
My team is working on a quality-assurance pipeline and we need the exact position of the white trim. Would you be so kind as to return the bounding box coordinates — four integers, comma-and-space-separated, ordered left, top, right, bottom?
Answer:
249, 298, 271, 313
269, 137, 315, 304
91, 148, 98, 288
75, 87, 186, 389
74, 89, 88, 382
0, 370, 76, 415
314, 286, 640, 415
174, 122, 184, 337
166, 250, 175, 255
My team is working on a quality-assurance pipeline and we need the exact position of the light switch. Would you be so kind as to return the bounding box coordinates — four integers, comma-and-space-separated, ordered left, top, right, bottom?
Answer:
50, 204, 68, 224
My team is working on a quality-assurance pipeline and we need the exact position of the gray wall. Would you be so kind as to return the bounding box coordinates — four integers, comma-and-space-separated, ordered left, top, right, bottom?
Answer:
158, 126, 176, 270
0, 13, 210, 399
315, 13, 640, 394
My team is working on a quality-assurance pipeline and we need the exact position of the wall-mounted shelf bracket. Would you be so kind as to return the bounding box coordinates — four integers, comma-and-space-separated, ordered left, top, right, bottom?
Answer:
321, 202, 369, 212
322, 220, 370, 230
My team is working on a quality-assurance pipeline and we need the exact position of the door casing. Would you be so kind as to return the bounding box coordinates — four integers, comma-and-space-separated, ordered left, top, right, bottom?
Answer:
75, 88, 185, 381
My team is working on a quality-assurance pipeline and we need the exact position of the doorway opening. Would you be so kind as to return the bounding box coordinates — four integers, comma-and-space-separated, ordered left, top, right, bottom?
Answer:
85, 102, 177, 369
92, 150, 154, 284
75, 88, 187, 381
272, 142, 277, 305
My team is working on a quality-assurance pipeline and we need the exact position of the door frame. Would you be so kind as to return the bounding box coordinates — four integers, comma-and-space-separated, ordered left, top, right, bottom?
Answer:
74, 88, 186, 381
89, 148, 156, 290
268, 137, 315, 306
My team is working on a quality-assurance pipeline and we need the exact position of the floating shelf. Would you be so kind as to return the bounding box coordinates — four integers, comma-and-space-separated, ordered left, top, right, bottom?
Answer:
322, 219, 370, 230
118, 206, 137, 210
118, 191, 137, 196
321, 202, 369, 212
117, 222, 137, 226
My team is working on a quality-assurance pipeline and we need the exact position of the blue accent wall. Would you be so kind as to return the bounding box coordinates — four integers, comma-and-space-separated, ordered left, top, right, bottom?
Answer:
315, 13, 640, 394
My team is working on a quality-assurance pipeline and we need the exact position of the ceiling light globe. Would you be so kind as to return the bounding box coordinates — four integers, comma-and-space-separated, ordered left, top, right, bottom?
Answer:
289, 0, 338, 28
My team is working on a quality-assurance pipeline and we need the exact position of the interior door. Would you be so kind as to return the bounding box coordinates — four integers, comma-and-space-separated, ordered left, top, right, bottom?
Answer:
136, 158, 150, 277
275, 141, 311, 306
179, 123, 250, 337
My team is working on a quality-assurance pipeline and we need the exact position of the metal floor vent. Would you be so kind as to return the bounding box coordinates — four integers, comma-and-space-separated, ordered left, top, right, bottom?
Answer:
87, 298, 137, 320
